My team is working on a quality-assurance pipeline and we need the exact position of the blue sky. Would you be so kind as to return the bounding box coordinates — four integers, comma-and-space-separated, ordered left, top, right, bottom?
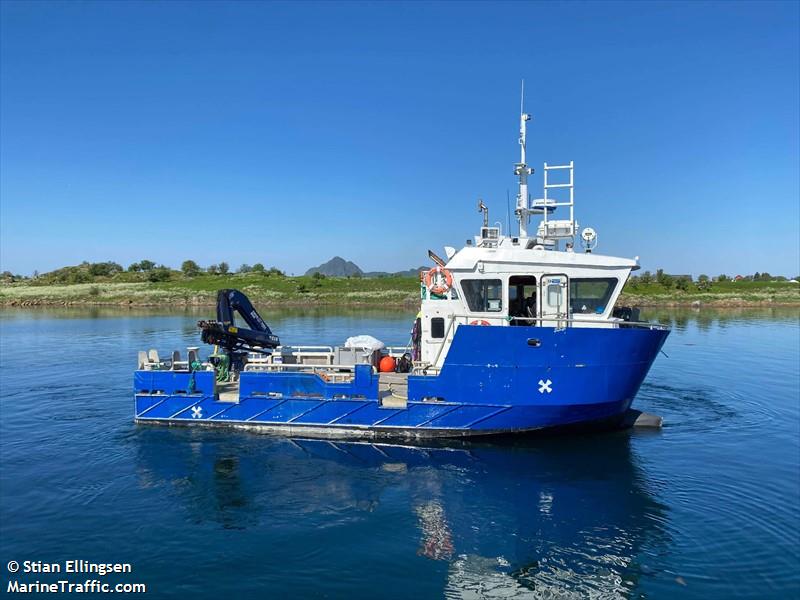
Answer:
1, 1, 798, 277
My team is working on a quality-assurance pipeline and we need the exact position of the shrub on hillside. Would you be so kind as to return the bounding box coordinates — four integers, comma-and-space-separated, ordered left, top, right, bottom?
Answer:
696, 279, 712, 291
88, 262, 123, 277
656, 269, 674, 289
181, 260, 201, 277
147, 266, 172, 282
675, 277, 690, 291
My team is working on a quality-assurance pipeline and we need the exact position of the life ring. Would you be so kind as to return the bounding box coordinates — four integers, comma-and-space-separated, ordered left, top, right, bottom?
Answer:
424, 266, 453, 296
469, 319, 491, 326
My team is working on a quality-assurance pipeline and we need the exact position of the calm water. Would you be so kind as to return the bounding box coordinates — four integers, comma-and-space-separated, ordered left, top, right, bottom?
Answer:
0, 307, 798, 598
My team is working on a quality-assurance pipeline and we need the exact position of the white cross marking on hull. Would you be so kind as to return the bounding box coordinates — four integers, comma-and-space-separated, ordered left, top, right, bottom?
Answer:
538, 379, 553, 394
191, 406, 203, 418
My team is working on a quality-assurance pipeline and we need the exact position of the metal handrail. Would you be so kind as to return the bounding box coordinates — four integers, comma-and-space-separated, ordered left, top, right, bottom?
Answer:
430, 314, 457, 367
271, 345, 335, 353
433, 313, 670, 331
502, 315, 669, 330
244, 363, 356, 374
385, 346, 411, 357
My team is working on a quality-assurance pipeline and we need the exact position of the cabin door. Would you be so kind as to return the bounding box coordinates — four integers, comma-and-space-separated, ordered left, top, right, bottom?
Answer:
539, 275, 569, 328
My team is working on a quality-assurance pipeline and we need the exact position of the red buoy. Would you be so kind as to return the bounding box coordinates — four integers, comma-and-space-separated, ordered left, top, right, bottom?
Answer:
379, 355, 397, 373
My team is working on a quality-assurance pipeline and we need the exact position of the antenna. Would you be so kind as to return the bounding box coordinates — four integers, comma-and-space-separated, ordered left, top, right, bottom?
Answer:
477, 199, 488, 228
427, 249, 446, 267
514, 80, 533, 237
506, 189, 511, 234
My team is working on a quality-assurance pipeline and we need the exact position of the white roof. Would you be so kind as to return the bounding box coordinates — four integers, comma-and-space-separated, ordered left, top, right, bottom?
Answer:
445, 239, 638, 272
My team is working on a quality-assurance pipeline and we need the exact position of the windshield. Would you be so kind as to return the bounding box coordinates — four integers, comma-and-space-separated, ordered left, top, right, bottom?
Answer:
570, 278, 617, 314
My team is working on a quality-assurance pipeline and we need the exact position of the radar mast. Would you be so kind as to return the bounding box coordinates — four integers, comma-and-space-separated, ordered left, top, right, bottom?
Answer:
514, 80, 533, 237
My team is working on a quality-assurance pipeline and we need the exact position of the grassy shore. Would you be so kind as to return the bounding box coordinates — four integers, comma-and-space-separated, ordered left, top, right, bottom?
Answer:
0, 274, 421, 307
1, 273, 798, 308
619, 280, 800, 307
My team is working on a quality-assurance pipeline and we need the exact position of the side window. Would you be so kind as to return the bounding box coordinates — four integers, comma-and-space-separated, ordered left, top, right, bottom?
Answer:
461, 279, 502, 312
431, 318, 445, 339
570, 278, 618, 314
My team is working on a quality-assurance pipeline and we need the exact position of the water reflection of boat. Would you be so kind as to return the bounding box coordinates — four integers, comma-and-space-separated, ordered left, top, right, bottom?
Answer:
133, 429, 668, 597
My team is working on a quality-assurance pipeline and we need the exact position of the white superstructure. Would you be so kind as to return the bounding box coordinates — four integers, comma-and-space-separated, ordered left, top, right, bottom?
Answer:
416, 92, 641, 369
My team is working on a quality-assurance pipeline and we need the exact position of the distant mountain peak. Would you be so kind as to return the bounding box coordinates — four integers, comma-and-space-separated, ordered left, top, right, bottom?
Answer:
305, 257, 428, 278
305, 257, 364, 277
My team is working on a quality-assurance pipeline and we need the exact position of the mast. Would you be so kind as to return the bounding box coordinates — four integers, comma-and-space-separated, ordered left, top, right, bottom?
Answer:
514, 80, 533, 237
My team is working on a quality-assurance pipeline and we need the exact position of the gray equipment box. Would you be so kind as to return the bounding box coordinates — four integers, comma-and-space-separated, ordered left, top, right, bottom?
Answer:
334, 346, 376, 366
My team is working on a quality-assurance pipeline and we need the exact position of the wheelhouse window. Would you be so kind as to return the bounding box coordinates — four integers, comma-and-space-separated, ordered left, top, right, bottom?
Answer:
461, 279, 502, 312
570, 278, 618, 314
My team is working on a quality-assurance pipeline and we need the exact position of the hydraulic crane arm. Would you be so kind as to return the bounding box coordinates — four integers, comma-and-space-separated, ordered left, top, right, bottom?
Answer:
197, 289, 280, 353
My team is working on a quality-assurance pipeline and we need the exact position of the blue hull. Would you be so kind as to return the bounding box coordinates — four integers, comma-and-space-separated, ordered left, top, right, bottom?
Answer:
134, 325, 669, 439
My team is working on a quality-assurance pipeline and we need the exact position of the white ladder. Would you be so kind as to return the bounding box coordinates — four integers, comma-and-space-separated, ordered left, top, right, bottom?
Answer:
538, 161, 576, 244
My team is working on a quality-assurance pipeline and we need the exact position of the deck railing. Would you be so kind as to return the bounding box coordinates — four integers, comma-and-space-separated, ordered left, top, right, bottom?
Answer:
506, 316, 670, 330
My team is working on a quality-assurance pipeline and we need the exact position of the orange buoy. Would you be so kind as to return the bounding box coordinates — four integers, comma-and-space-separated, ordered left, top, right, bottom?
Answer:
379, 355, 397, 373
469, 319, 491, 326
